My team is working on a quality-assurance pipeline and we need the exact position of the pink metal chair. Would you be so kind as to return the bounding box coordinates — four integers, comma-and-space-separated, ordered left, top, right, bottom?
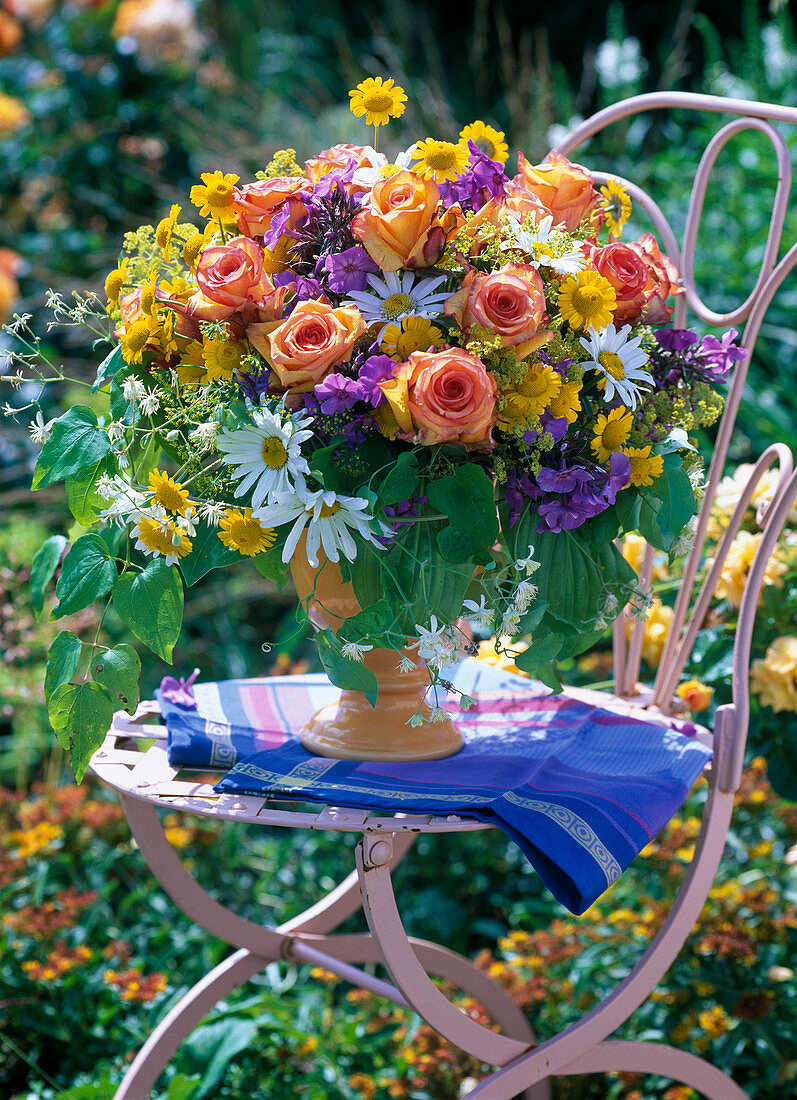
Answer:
89, 92, 797, 1099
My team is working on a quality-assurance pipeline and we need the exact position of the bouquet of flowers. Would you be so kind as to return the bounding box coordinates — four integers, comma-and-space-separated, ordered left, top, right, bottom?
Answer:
17, 76, 742, 776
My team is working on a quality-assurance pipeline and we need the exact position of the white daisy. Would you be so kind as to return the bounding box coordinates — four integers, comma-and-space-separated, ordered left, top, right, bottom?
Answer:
344, 270, 449, 332
216, 407, 313, 510
504, 214, 585, 275
28, 409, 55, 444
350, 144, 418, 191
254, 488, 385, 568
580, 324, 653, 409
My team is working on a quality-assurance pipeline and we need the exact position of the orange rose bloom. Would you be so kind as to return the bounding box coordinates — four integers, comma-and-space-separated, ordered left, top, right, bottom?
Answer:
250, 299, 366, 391
630, 233, 684, 324
592, 241, 651, 324
0, 12, 22, 57
465, 179, 550, 251
378, 346, 497, 446
514, 151, 599, 232
232, 177, 308, 240
445, 264, 550, 360
352, 170, 458, 272
190, 236, 283, 322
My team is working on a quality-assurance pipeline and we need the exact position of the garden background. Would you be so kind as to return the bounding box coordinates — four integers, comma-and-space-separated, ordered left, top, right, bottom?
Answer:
1, 1, 796, 1097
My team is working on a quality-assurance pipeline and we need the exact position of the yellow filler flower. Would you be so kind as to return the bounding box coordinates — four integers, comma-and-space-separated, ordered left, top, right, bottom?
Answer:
349, 76, 407, 127
459, 120, 508, 164
412, 138, 469, 183
190, 170, 240, 219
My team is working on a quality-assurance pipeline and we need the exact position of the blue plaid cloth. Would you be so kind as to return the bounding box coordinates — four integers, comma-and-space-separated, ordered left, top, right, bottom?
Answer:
162, 661, 713, 914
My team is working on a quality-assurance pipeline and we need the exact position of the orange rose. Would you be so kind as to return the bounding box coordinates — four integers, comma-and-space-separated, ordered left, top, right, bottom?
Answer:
592, 242, 651, 324
514, 151, 599, 232
0, 12, 22, 57
232, 177, 308, 240
352, 170, 458, 272
190, 236, 283, 322
250, 299, 366, 390
630, 233, 683, 324
465, 179, 550, 252
445, 264, 550, 360
378, 346, 497, 446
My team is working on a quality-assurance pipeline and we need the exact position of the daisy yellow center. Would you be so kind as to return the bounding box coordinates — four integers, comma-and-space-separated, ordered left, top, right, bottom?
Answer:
572, 285, 606, 318
600, 419, 630, 450
219, 509, 276, 556
262, 436, 288, 469
382, 292, 416, 319
362, 91, 395, 113
207, 181, 234, 204
378, 163, 402, 179
319, 502, 341, 518
598, 351, 627, 379
424, 146, 459, 172
125, 322, 150, 352
217, 342, 242, 368
151, 480, 188, 515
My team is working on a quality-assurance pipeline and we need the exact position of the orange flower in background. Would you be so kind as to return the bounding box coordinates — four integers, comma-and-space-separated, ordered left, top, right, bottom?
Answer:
751, 636, 797, 713
0, 247, 21, 320
233, 176, 308, 239
514, 151, 600, 231
378, 346, 497, 446
626, 598, 674, 668
0, 11, 22, 56
112, 0, 203, 65
250, 299, 365, 390
676, 679, 714, 713
5, 0, 54, 27
445, 263, 550, 360
0, 91, 29, 135
352, 170, 458, 272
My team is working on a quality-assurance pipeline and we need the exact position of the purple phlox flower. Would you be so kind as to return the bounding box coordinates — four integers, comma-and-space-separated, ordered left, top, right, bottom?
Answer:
535, 464, 593, 494
438, 140, 508, 212
324, 245, 379, 294
314, 372, 367, 414
160, 669, 199, 709
698, 328, 747, 381
537, 497, 592, 532
655, 328, 699, 352
262, 197, 309, 251
341, 414, 370, 445
272, 272, 326, 314
601, 451, 632, 505
311, 158, 358, 200
358, 353, 399, 406
505, 471, 543, 527
237, 365, 273, 401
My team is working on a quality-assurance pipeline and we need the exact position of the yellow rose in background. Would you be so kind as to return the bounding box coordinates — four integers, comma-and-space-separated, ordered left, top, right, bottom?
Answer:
751, 636, 797, 713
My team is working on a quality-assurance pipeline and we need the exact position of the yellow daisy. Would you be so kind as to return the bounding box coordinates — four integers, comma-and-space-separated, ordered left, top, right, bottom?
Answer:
380, 316, 443, 360
498, 363, 562, 430
372, 402, 400, 440
104, 258, 129, 306
591, 407, 634, 464
139, 269, 159, 316
134, 515, 192, 562
546, 380, 583, 424
148, 469, 191, 516
203, 338, 246, 382
349, 76, 407, 127
558, 269, 616, 331
459, 120, 508, 164
411, 139, 470, 183
218, 508, 276, 557
155, 204, 182, 261
183, 231, 206, 268
119, 317, 155, 365
190, 170, 240, 219
623, 445, 665, 487
599, 179, 632, 237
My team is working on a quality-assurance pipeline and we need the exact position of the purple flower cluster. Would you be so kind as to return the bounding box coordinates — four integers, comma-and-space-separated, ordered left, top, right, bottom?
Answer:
438, 141, 508, 213
313, 351, 397, 413
653, 327, 746, 384
506, 452, 631, 533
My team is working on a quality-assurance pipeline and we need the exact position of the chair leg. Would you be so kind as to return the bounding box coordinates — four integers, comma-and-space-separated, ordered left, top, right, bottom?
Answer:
115, 949, 268, 1099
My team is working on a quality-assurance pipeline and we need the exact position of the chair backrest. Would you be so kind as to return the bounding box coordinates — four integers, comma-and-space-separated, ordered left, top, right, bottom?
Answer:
554, 92, 797, 720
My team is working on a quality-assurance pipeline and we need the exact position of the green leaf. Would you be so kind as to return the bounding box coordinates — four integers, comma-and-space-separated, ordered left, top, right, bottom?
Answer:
112, 560, 183, 663
514, 635, 565, 688
92, 344, 124, 391
53, 534, 117, 619
339, 598, 395, 647
48, 681, 115, 782
109, 372, 140, 424
316, 630, 378, 706
251, 541, 289, 587
30, 534, 67, 618
178, 521, 241, 586
45, 630, 82, 702
393, 519, 474, 629
348, 539, 387, 610
379, 451, 420, 506
516, 599, 549, 635
32, 406, 112, 489
530, 530, 635, 628
639, 454, 695, 553
427, 464, 499, 562
183, 1018, 259, 1100
66, 454, 117, 526
90, 644, 141, 715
